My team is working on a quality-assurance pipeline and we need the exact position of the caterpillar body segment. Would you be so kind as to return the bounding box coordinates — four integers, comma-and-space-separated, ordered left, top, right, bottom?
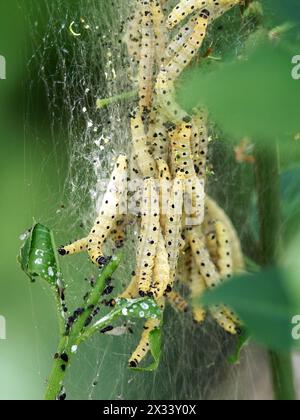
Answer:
167, 0, 241, 30
129, 317, 161, 368
148, 111, 169, 161
167, 290, 189, 313
129, 297, 165, 368
188, 229, 221, 289
176, 247, 193, 284
131, 111, 158, 178
191, 113, 209, 178
188, 228, 241, 327
169, 122, 195, 177
120, 275, 139, 299
59, 155, 128, 267
151, 230, 171, 299
87, 155, 128, 266
165, 175, 184, 290
215, 221, 233, 280
210, 305, 238, 335
190, 260, 207, 323
168, 123, 205, 225
164, 15, 198, 64
59, 238, 89, 257
205, 229, 219, 264
151, 0, 168, 66
156, 157, 172, 231
205, 196, 245, 273
138, 0, 155, 111
164, 16, 208, 83
123, 4, 143, 64
136, 178, 160, 296
155, 69, 190, 123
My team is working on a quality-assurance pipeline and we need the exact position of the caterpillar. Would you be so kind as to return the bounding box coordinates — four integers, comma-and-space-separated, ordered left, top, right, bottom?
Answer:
188, 228, 221, 289
169, 122, 195, 177
120, 275, 139, 299
131, 111, 158, 178
151, 0, 168, 66
191, 112, 209, 178
164, 15, 198, 64
188, 228, 240, 328
129, 296, 165, 367
210, 305, 238, 335
129, 317, 161, 368
155, 69, 190, 123
123, 3, 143, 64
155, 16, 209, 122
167, 290, 189, 313
148, 111, 169, 161
138, 0, 155, 111
167, 0, 241, 29
163, 16, 208, 83
215, 221, 233, 280
151, 230, 171, 299
168, 123, 205, 225
204, 196, 245, 273
59, 155, 128, 266
165, 174, 184, 290
59, 237, 89, 257
136, 178, 160, 296
205, 229, 219, 264
190, 259, 207, 323
156, 157, 171, 231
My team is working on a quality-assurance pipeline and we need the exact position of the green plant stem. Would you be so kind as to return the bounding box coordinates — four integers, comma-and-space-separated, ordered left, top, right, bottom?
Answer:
96, 90, 137, 109
254, 141, 296, 401
44, 255, 122, 400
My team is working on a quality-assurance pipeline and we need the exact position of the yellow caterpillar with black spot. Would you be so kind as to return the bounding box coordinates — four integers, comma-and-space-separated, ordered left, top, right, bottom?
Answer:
131, 110, 158, 178
191, 112, 209, 178
151, 230, 171, 299
136, 178, 160, 296
59, 155, 128, 267
151, 0, 168, 66
187, 228, 239, 334
138, 0, 155, 111
167, 0, 241, 29
165, 174, 184, 291
129, 297, 165, 368
204, 196, 245, 273
169, 123, 205, 225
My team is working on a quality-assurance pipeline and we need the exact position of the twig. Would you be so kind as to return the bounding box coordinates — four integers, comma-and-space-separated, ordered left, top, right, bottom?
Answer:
254, 141, 296, 401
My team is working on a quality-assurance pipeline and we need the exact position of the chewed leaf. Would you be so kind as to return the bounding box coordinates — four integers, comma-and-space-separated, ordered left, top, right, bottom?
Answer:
116, 298, 162, 320
131, 328, 162, 372
82, 297, 162, 342
18, 224, 62, 286
228, 329, 251, 365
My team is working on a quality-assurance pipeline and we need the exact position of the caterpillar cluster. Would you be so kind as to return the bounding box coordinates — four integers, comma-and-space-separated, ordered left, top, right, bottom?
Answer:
59, 0, 244, 368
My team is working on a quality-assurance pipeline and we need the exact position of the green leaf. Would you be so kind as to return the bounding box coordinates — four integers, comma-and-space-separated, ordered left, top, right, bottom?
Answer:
199, 268, 300, 352
131, 327, 162, 372
18, 223, 62, 287
114, 297, 162, 321
228, 329, 251, 365
80, 297, 162, 343
178, 40, 300, 143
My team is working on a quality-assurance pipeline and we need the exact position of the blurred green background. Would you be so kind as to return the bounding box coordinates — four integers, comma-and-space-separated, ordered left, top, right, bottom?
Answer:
0, 0, 300, 400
